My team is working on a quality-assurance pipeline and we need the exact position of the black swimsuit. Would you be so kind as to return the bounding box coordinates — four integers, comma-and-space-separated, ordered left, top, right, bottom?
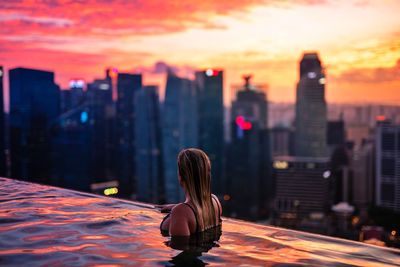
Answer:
160, 195, 222, 234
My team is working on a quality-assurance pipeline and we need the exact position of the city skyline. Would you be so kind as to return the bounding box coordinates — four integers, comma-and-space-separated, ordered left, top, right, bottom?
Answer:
1, 0, 400, 109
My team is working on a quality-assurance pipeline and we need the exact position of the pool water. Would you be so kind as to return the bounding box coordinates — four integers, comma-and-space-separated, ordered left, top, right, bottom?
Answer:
0, 177, 399, 266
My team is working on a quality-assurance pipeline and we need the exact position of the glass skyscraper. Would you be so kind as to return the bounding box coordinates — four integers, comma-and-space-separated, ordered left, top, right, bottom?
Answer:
195, 69, 224, 195
116, 73, 142, 198
135, 85, 163, 203
9, 67, 60, 183
162, 72, 197, 203
0, 66, 5, 177
294, 53, 327, 157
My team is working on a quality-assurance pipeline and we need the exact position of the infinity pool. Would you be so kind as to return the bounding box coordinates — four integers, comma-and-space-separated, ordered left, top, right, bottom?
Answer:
0, 177, 399, 266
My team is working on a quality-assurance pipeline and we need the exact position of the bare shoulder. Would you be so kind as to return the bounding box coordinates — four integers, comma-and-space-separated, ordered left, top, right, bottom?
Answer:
169, 203, 193, 236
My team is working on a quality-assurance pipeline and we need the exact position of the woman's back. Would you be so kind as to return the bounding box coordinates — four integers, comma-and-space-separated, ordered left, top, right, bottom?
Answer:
161, 194, 222, 236
159, 148, 222, 236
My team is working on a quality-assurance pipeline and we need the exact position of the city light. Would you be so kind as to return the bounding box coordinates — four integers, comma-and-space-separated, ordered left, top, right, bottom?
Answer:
319, 77, 326, 85
307, 72, 316, 79
273, 161, 288, 169
69, 79, 85, 88
223, 194, 231, 201
205, 69, 220, 77
0, 69, 3, 77
323, 170, 331, 179
235, 116, 252, 130
99, 83, 110, 90
80, 111, 89, 124
104, 187, 118, 196
375, 115, 386, 121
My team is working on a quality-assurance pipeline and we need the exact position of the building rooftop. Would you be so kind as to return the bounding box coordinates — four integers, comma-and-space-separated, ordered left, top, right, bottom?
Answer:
0, 177, 399, 266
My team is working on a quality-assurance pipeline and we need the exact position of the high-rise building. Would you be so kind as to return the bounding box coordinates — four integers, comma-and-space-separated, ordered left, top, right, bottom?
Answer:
226, 76, 271, 220
9, 67, 60, 183
375, 122, 400, 212
135, 85, 164, 203
116, 73, 142, 198
271, 126, 294, 157
52, 106, 92, 191
69, 79, 86, 108
195, 69, 224, 195
0, 66, 6, 176
162, 72, 197, 203
273, 156, 331, 226
294, 52, 327, 157
87, 75, 114, 183
353, 139, 375, 219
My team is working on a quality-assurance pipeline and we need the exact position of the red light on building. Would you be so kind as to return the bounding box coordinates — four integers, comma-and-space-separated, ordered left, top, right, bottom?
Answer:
235, 116, 252, 130
375, 115, 386, 121
205, 69, 220, 77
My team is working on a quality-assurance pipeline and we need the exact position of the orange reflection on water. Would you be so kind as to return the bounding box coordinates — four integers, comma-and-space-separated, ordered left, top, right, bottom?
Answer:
0, 177, 399, 266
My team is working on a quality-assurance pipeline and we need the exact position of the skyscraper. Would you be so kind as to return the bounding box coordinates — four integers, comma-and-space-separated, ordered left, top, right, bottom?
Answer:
9, 67, 60, 183
116, 73, 142, 198
195, 69, 224, 195
135, 85, 164, 203
375, 122, 400, 212
87, 75, 114, 183
162, 72, 197, 203
226, 75, 271, 220
273, 156, 330, 228
294, 52, 327, 157
0, 66, 6, 176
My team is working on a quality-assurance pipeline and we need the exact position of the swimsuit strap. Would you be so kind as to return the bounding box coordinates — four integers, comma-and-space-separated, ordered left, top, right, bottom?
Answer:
182, 202, 200, 233
211, 195, 222, 224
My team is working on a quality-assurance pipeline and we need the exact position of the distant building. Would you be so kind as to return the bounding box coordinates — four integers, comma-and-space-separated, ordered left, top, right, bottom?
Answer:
87, 75, 115, 183
116, 73, 142, 198
69, 79, 86, 108
375, 122, 400, 212
162, 72, 197, 203
0, 66, 6, 176
135, 85, 164, 203
60, 89, 72, 113
294, 52, 327, 157
9, 67, 60, 184
52, 106, 92, 191
195, 69, 224, 195
271, 126, 294, 157
273, 156, 331, 225
226, 76, 271, 220
353, 139, 375, 219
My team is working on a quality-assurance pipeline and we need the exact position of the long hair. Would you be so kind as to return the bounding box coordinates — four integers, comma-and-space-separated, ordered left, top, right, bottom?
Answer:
178, 148, 216, 231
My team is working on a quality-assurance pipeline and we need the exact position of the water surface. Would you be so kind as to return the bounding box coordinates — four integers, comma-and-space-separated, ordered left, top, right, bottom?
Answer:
0, 177, 399, 266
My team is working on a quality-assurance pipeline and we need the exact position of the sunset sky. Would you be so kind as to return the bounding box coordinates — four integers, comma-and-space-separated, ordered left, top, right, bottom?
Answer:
1, 0, 399, 108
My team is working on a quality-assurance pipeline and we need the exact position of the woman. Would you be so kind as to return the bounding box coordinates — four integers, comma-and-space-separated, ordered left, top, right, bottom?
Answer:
157, 148, 222, 236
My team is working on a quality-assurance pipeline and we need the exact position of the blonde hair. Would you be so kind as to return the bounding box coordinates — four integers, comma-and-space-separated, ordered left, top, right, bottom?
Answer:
178, 148, 216, 231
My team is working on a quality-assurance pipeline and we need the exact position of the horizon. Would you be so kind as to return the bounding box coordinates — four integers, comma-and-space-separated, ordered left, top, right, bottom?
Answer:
1, 0, 400, 108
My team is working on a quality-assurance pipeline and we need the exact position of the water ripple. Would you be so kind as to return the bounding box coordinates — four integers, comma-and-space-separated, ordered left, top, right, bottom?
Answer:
0, 178, 399, 266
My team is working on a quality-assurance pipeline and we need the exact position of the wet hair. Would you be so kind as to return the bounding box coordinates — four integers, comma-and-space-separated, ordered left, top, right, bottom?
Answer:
177, 148, 216, 231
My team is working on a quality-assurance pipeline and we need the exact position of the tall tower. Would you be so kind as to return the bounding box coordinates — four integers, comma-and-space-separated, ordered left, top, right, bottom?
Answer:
135, 85, 163, 203
227, 75, 271, 220
0, 66, 5, 177
294, 52, 327, 157
195, 69, 224, 195
116, 73, 142, 198
9, 68, 60, 183
162, 72, 197, 203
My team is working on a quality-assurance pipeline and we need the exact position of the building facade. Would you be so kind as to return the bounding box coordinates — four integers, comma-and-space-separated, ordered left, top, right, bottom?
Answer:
116, 73, 142, 198
195, 69, 224, 195
162, 72, 197, 203
294, 53, 327, 157
375, 122, 400, 212
135, 85, 164, 203
9, 68, 60, 184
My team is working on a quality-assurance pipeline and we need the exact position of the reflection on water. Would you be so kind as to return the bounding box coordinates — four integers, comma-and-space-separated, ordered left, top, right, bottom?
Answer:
0, 177, 399, 266
164, 226, 222, 266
